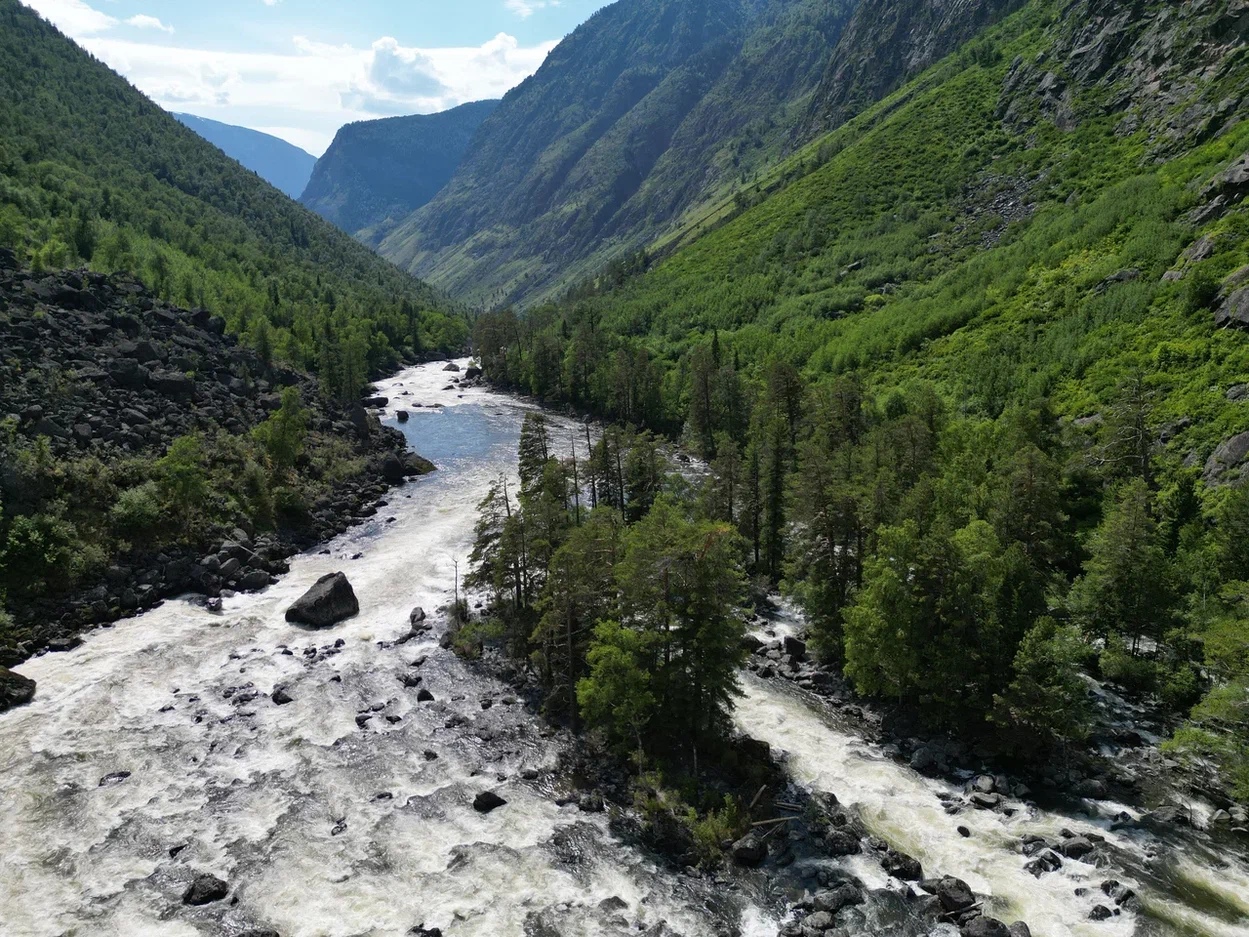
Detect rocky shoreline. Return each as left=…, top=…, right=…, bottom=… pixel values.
left=744, top=606, right=1249, bottom=845
left=448, top=622, right=1038, bottom=937
left=0, top=252, right=446, bottom=672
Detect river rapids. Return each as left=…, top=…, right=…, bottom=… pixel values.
left=0, top=360, right=1245, bottom=937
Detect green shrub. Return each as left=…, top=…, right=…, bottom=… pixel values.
left=1099, top=640, right=1159, bottom=695
left=1161, top=664, right=1204, bottom=713
left=109, top=481, right=162, bottom=535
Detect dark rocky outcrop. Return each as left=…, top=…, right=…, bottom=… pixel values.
left=0, top=667, right=36, bottom=712
left=1203, top=431, right=1249, bottom=485
left=285, top=573, right=360, bottom=627
left=0, top=260, right=438, bottom=663
left=473, top=790, right=507, bottom=813
left=182, top=873, right=229, bottom=906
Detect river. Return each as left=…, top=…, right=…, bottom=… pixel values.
left=0, top=360, right=1245, bottom=937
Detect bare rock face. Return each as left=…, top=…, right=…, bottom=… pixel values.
left=1204, top=431, right=1249, bottom=485
left=0, top=666, right=36, bottom=712
left=285, top=572, right=360, bottom=627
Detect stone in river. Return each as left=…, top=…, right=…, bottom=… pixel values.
left=473, top=790, right=507, bottom=813
left=182, top=873, right=228, bottom=905
left=0, top=666, right=36, bottom=712
left=285, top=572, right=359, bottom=627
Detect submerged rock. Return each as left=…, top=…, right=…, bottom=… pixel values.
left=0, top=667, right=36, bottom=712
left=285, top=573, right=359, bottom=627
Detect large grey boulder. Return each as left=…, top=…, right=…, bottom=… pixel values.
left=0, top=666, right=36, bottom=712
left=285, top=573, right=359, bottom=627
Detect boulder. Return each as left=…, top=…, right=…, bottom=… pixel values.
left=473, top=790, right=507, bottom=813
left=783, top=635, right=807, bottom=660
left=1203, top=431, right=1249, bottom=483
left=1008, top=924, right=1031, bottom=937
left=937, top=876, right=976, bottom=912
left=182, top=873, right=228, bottom=906
left=824, top=828, right=861, bottom=856
left=271, top=686, right=294, bottom=706
left=382, top=452, right=407, bottom=483
left=1059, top=836, right=1096, bottom=860
left=882, top=850, right=923, bottom=881
left=285, top=572, right=359, bottom=627
left=397, top=410, right=410, bottom=423
left=962, top=918, right=1010, bottom=937
left=813, top=883, right=863, bottom=914
left=731, top=833, right=767, bottom=867
left=442, top=362, right=461, bottom=372
left=464, top=366, right=483, bottom=380
left=0, top=667, right=36, bottom=712
left=409, top=607, right=427, bottom=625
left=801, top=911, right=835, bottom=931
left=1089, top=906, right=1113, bottom=921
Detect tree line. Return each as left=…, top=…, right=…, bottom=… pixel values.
left=469, top=316, right=1249, bottom=799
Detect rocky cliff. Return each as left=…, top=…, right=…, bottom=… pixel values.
left=300, top=100, right=499, bottom=240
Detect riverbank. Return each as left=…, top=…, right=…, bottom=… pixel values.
left=0, top=259, right=458, bottom=670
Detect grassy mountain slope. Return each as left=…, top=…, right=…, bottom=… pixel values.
left=379, top=0, right=860, bottom=308
left=0, top=0, right=465, bottom=397
left=300, top=99, right=499, bottom=240
left=174, top=113, right=317, bottom=200
left=538, top=0, right=1249, bottom=463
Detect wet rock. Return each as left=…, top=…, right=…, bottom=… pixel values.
left=970, top=792, right=1002, bottom=810
left=285, top=572, right=359, bottom=627
left=238, top=931, right=281, bottom=937
left=731, top=833, right=767, bottom=867
left=1059, top=836, right=1096, bottom=860
left=881, top=850, right=923, bottom=881
left=417, top=688, right=434, bottom=702
left=442, top=362, right=461, bottom=372
left=783, top=635, right=807, bottom=661
left=1089, top=905, right=1113, bottom=921
left=824, top=828, right=861, bottom=856
left=397, top=410, right=409, bottom=423
left=409, top=607, right=426, bottom=626
left=957, top=826, right=971, bottom=838
left=182, top=873, right=228, bottom=905
left=271, top=686, right=294, bottom=706
left=464, top=366, right=482, bottom=380
left=409, top=927, right=443, bottom=937
left=98, top=771, right=131, bottom=786
left=473, top=790, right=507, bottom=813
left=937, top=876, right=976, bottom=912
left=1024, top=850, right=1063, bottom=877
left=1008, top=924, right=1031, bottom=937
left=801, top=910, right=835, bottom=931
left=813, top=883, right=864, bottom=914
left=962, top=918, right=1010, bottom=937
left=0, top=666, right=36, bottom=712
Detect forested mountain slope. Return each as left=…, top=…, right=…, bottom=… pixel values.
left=0, top=0, right=466, bottom=402
left=380, top=0, right=861, bottom=307
left=174, top=113, right=317, bottom=200
left=300, top=100, right=498, bottom=241
left=472, top=0, right=1249, bottom=795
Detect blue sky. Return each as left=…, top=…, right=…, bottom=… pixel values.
left=23, top=0, right=615, bottom=155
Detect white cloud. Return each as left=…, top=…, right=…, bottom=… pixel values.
left=126, top=14, right=174, bottom=34
left=504, top=0, right=560, bottom=19
left=22, top=0, right=116, bottom=35
left=78, top=32, right=556, bottom=155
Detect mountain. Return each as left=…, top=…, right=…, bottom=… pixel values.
left=796, top=0, right=1024, bottom=142
left=379, top=0, right=864, bottom=307
left=174, top=113, right=318, bottom=199
left=0, top=0, right=465, bottom=403
left=300, top=100, right=499, bottom=240
left=472, top=0, right=1249, bottom=796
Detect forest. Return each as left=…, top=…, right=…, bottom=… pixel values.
left=0, top=0, right=467, bottom=407
left=463, top=0, right=1249, bottom=802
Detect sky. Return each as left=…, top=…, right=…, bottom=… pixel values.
left=21, top=0, right=615, bottom=156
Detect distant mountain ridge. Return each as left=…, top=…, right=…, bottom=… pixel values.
left=300, top=100, right=499, bottom=240
left=377, top=0, right=861, bottom=308
left=174, top=113, right=317, bottom=200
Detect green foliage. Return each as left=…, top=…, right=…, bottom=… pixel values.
left=993, top=618, right=1092, bottom=747
left=156, top=434, right=209, bottom=517
left=253, top=387, right=309, bottom=472
left=578, top=619, right=657, bottom=762
left=0, top=0, right=465, bottom=403
left=109, top=481, right=162, bottom=536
